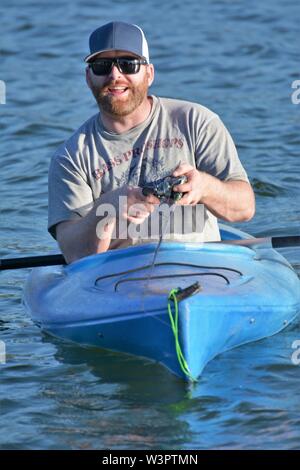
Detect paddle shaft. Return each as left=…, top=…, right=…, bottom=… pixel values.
left=0, top=235, right=299, bottom=270
left=0, top=254, right=66, bottom=270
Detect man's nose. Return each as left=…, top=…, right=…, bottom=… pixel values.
left=107, top=64, right=122, bottom=80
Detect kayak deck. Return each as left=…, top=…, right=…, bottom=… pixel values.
left=23, top=225, right=300, bottom=380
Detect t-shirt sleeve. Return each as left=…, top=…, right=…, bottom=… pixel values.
left=48, top=153, right=94, bottom=239
left=195, top=116, right=249, bottom=182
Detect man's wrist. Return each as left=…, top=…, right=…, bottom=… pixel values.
left=198, top=171, right=214, bottom=203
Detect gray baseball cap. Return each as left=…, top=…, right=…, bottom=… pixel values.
left=84, top=22, right=150, bottom=63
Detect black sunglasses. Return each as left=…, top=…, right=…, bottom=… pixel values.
left=88, top=57, right=148, bottom=76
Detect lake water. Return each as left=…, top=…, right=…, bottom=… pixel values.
left=1, top=0, right=300, bottom=450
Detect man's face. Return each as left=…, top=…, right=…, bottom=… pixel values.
left=86, top=50, right=154, bottom=117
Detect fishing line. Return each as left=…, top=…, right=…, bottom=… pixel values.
left=142, top=161, right=184, bottom=300
left=140, top=200, right=177, bottom=327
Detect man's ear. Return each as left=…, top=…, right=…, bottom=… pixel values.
left=86, top=66, right=92, bottom=89
left=147, top=64, right=155, bottom=87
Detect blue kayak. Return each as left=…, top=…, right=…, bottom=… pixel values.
left=24, top=225, right=300, bottom=381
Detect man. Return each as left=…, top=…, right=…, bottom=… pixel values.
left=48, top=21, right=255, bottom=263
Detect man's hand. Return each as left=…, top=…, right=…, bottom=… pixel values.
left=120, top=186, right=160, bottom=224
left=172, top=163, right=206, bottom=205
left=102, top=185, right=160, bottom=225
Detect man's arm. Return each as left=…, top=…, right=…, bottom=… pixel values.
left=173, top=163, right=255, bottom=222
left=56, top=207, right=115, bottom=264
left=56, top=187, right=159, bottom=263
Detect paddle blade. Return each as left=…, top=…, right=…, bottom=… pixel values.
left=271, top=236, right=300, bottom=249
left=221, top=235, right=300, bottom=249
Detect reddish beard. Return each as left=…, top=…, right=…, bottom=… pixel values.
left=90, top=74, right=149, bottom=117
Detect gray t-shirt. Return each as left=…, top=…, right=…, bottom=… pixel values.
left=48, top=96, right=249, bottom=246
